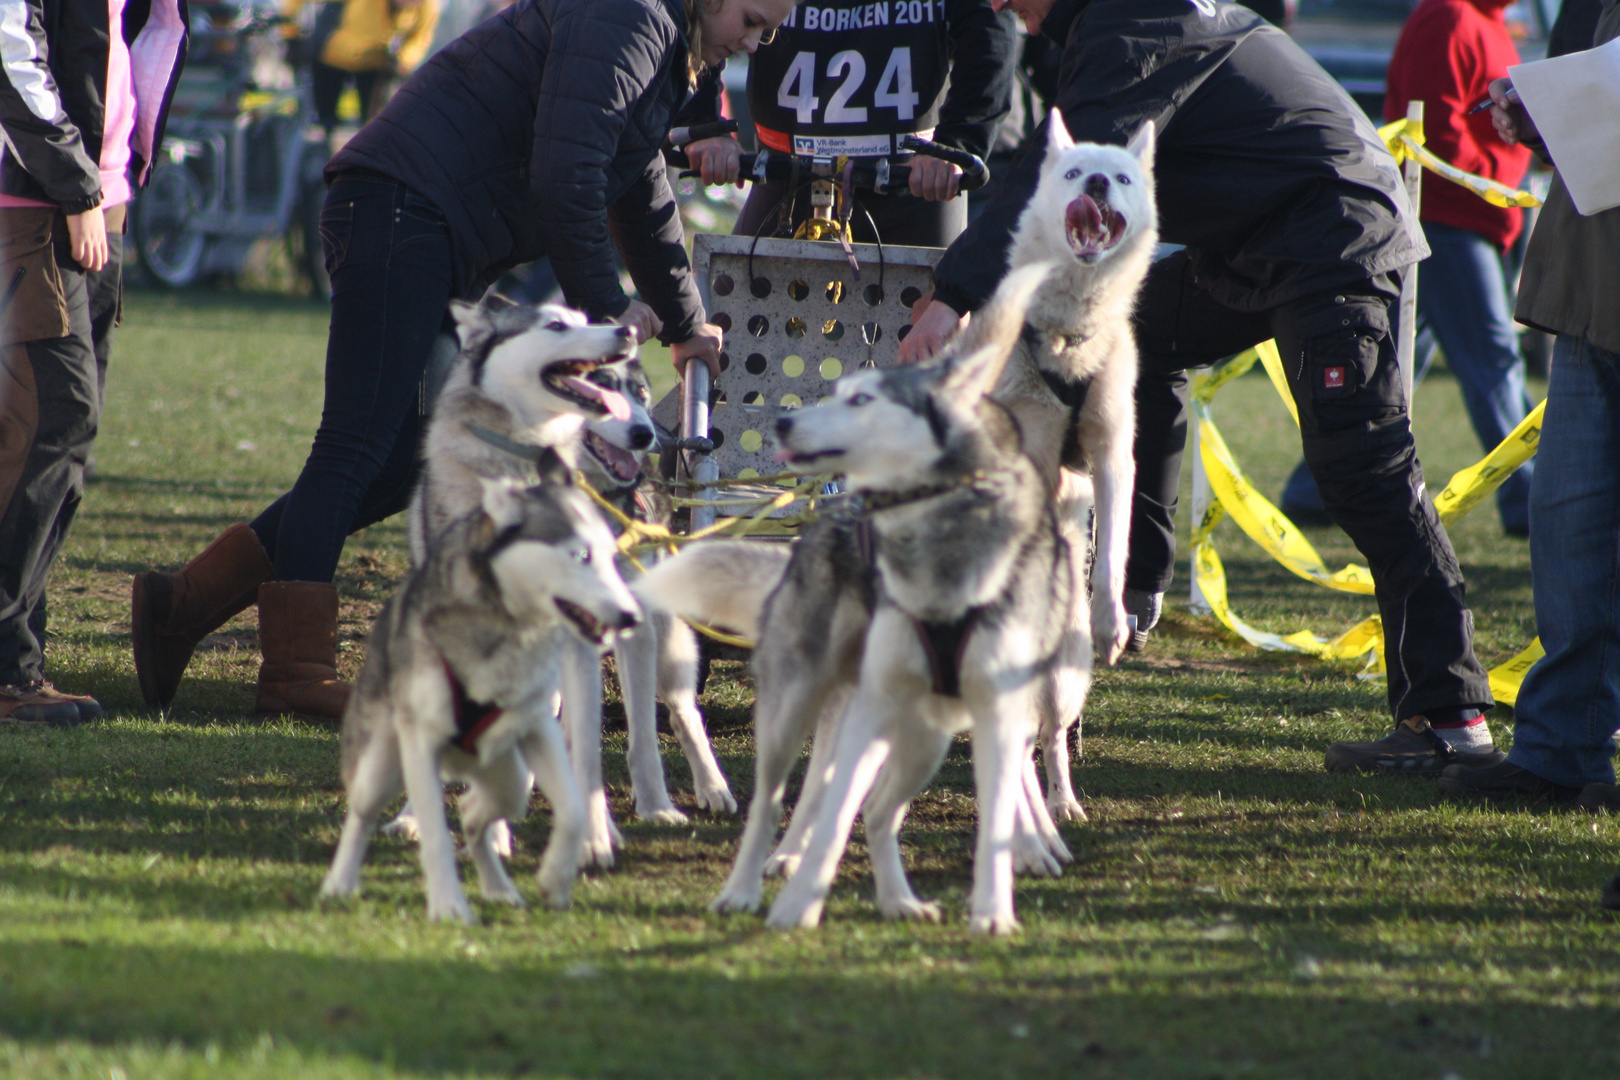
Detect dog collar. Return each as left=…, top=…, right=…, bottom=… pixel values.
left=860, top=470, right=991, bottom=513
left=466, top=423, right=548, bottom=466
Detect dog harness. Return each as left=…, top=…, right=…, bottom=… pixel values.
left=444, top=661, right=504, bottom=754
left=465, top=424, right=548, bottom=473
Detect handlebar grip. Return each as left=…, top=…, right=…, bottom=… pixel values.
left=899, top=135, right=991, bottom=192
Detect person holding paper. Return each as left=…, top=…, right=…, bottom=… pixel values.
left=1437, top=0, right=1620, bottom=851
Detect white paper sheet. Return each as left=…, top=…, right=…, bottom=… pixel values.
left=1508, top=35, right=1620, bottom=216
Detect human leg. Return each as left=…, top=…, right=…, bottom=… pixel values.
left=1450, top=337, right=1620, bottom=792
left=0, top=210, right=121, bottom=722
left=1415, top=221, right=1534, bottom=534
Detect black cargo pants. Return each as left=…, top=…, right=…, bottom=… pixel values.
left=1126, top=251, right=1493, bottom=722
left=0, top=206, right=123, bottom=685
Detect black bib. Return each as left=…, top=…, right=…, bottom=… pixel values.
left=748, top=1, right=951, bottom=156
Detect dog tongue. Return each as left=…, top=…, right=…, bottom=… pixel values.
left=561, top=376, right=632, bottom=421
left=1066, top=195, right=1104, bottom=241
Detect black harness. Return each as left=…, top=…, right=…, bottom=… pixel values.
left=445, top=661, right=503, bottom=754
left=857, top=474, right=997, bottom=700
left=1020, top=325, right=1094, bottom=472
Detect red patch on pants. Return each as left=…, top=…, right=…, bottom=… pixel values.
left=1323, top=366, right=1346, bottom=390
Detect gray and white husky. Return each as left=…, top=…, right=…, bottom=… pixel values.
left=571, top=370, right=738, bottom=824
left=641, top=263, right=1082, bottom=934
left=989, top=112, right=1158, bottom=824
left=320, top=467, right=641, bottom=922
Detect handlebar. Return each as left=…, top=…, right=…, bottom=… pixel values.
left=664, top=134, right=989, bottom=195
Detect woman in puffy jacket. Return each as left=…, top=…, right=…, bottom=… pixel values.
left=131, top=0, right=795, bottom=721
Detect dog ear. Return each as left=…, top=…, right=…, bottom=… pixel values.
left=1125, top=119, right=1157, bottom=173
left=940, top=261, right=1056, bottom=400
left=1045, top=108, right=1075, bottom=159
left=449, top=300, right=491, bottom=348
left=479, top=476, right=527, bottom=530
left=533, top=446, right=575, bottom=488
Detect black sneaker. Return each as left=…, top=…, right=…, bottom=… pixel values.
left=1123, top=588, right=1161, bottom=654
left=1602, top=873, right=1620, bottom=912
left=1577, top=783, right=1620, bottom=812
left=1437, top=759, right=1581, bottom=801
left=1323, top=716, right=1504, bottom=777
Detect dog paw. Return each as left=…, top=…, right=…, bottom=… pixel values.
left=763, top=852, right=802, bottom=879
left=426, top=893, right=477, bottom=925
left=967, top=911, right=1022, bottom=936
left=318, top=872, right=359, bottom=899
left=580, top=835, right=617, bottom=870
left=379, top=814, right=421, bottom=842
left=1047, top=797, right=1088, bottom=825
left=1093, top=605, right=1130, bottom=666
left=635, top=804, right=690, bottom=826
left=489, top=819, right=513, bottom=858
left=764, top=891, right=824, bottom=931
left=693, top=782, right=738, bottom=816
left=481, top=880, right=527, bottom=908
left=1013, top=839, right=1063, bottom=878
left=711, top=883, right=763, bottom=914
left=879, top=896, right=941, bottom=923
left=537, top=871, right=576, bottom=910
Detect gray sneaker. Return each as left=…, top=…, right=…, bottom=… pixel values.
left=1323, top=716, right=1504, bottom=777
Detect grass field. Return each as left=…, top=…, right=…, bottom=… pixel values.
left=2, top=286, right=1616, bottom=1080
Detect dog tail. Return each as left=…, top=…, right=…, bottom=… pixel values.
left=943, top=260, right=1057, bottom=398
left=633, top=540, right=791, bottom=640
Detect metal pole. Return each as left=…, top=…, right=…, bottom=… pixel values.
left=1397, top=99, right=1424, bottom=407
left=681, top=363, right=719, bottom=532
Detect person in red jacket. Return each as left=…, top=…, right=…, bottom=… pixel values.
left=1282, top=0, right=1536, bottom=538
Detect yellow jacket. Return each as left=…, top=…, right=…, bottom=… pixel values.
left=315, top=0, right=441, bottom=75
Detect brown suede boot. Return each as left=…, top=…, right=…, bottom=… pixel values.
left=254, top=581, right=352, bottom=722
left=132, top=524, right=275, bottom=708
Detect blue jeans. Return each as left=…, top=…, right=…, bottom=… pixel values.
left=249, top=172, right=457, bottom=583
left=1282, top=220, right=1535, bottom=532
left=1507, top=336, right=1620, bottom=788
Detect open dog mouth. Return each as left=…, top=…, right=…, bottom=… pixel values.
left=554, top=598, right=610, bottom=645
left=585, top=430, right=643, bottom=484
left=1065, top=195, right=1127, bottom=263
left=542, top=360, right=633, bottom=420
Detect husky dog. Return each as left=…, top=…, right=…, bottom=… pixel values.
left=320, top=466, right=641, bottom=922
left=401, top=297, right=643, bottom=868
left=406, top=299, right=637, bottom=563
left=641, top=264, right=1077, bottom=933
left=572, top=371, right=738, bottom=824
left=990, top=112, right=1159, bottom=824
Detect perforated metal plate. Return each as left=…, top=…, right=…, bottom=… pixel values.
left=653, top=233, right=943, bottom=479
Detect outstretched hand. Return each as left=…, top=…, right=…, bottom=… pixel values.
left=897, top=295, right=967, bottom=365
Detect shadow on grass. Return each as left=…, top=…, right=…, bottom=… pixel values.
left=1, top=937, right=1614, bottom=1078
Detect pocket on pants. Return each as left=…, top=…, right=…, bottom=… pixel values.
left=0, top=209, right=70, bottom=347
left=319, top=197, right=357, bottom=280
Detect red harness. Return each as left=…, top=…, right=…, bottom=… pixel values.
left=444, top=661, right=504, bottom=754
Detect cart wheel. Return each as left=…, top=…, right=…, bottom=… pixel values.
left=134, top=163, right=207, bottom=287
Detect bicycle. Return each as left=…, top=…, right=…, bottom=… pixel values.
left=133, top=6, right=331, bottom=297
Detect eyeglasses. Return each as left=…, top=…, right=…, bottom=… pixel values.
left=759, top=27, right=777, bottom=45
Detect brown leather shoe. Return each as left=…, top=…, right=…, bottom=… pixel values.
left=254, top=581, right=351, bottom=723
left=132, top=524, right=273, bottom=708
left=0, top=680, right=88, bottom=726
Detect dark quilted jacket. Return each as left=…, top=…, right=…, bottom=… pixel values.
left=329, top=0, right=710, bottom=343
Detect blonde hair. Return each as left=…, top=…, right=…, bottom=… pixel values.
left=685, top=0, right=710, bottom=82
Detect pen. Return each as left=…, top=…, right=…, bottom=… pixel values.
left=1467, top=86, right=1519, bottom=115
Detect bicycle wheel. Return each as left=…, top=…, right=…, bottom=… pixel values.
left=134, top=163, right=207, bottom=287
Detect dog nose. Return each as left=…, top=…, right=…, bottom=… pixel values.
left=775, top=416, right=794, bottom=438
left=628, top=424, right=654, bottom=450
left=616, top=609, right=641, bottom=631
left=1084, top=174, right=1110, bottom=200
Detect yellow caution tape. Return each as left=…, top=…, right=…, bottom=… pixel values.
left=1379, top=118, right=1542, bottom=209
left=1191, top=339, right=1544, bottom=704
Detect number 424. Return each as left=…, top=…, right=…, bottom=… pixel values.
left=777, top=48, right=921, bottom=125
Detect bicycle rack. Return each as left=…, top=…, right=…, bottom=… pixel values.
left=652, top=232, right=944, bottom=530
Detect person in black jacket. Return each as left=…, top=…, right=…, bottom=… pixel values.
left=1, top=0, right=188, bottom=724
left=685, top=0, right=1017, bottom=247
left=900, top=0, right=1501, bottom=776
left=130, top=0, right=797, bottom=722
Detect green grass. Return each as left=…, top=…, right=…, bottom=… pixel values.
left=2, top=287, right=1616, bottom=1079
